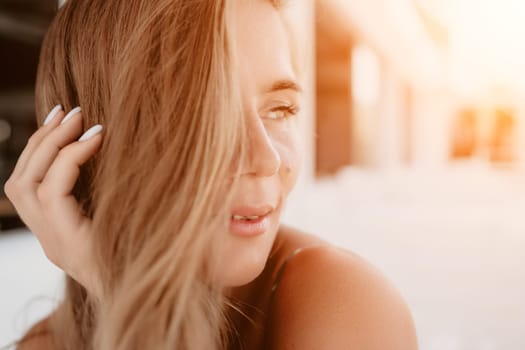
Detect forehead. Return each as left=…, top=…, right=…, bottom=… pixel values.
left=232, top=0, right=295, bottom=88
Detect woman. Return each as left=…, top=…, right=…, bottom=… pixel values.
left=4, top=0, right=418, bottom=349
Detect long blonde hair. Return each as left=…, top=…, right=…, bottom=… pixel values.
left=33, top=0, right=253, bottom=348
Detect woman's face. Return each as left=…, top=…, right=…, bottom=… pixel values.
left=219, top=0, right=303, bottom=287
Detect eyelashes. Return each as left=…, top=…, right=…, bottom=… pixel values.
left=265, top=104, right=301, bottom=120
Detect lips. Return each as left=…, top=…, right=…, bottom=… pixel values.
left=229, top=204, right=275, bottom=237
left=230, top=204, right=274, bottom=218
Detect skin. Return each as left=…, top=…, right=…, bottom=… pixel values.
left=6, top=1, right=419, bottom=349
left=218, top=0, right=303, bottom=287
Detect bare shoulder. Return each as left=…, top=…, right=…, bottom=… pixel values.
left=16, top=314, right=56, bottom=350
left=267, top=239, right=418, bottom=350
left=275, top=224, right=326, bottom=250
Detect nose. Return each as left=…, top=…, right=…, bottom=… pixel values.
left=241, top=115, right=281, bottom=177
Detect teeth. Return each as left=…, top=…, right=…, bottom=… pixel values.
left=232, top=215, right=260, bottom=221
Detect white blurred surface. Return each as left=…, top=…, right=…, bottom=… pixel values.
left=0, top=228, right=63, bottom=347
left=283, top=164, right=525, bottom=350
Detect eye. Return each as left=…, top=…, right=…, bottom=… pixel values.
left=265, top=104, right=300, bottom=120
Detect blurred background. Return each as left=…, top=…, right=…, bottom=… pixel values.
left=1, top=0, right=525, bottom=349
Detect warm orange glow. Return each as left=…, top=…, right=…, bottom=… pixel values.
left=448, top=0, right=525, bottom=97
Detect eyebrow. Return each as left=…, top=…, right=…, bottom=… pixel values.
left=266, top=79, right=303, bottom=94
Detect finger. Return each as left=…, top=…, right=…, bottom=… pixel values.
left=41, top=126, right=103, bottom=197
left=10, top=105, right=65, bottom=179
left=21, top=108, right=84, bottom=186
left=38, top=126, right=103, bottom=231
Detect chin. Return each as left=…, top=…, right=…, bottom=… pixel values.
left=221, top=259, right=267, bottom=287
left=219, top=227, right=279, bottom=287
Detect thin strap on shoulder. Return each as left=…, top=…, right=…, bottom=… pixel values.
left=270, top=245, right=319, bottom=294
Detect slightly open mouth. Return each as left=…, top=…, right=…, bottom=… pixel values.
left=229, top=212, right=271, bottom=236
left=230, top=214, right=266, bottom=222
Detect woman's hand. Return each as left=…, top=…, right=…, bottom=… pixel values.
left=3, top=105, right=104, bottom=301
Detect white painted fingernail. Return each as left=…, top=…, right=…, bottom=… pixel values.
left=60, top=106, right=82, bottom=125
left=43, top=104, right=62, bottom=125
left=78, top=124, right=103, bottom=142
